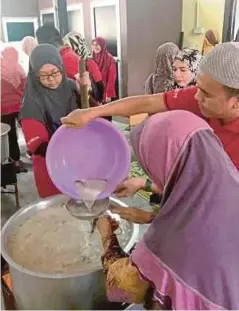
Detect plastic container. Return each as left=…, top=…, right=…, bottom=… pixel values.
left=46, top=118, right=130, bottom=200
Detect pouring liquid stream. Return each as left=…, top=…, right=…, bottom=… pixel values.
left=75, top=180, right=107, bottom=212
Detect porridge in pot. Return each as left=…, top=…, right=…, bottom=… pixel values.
left=7, top=205, right=132, bottom=274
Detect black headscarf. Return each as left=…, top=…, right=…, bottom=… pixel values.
left=19, top=44, right=78, bottom=136
left=36, top=25, right=64, bottom=48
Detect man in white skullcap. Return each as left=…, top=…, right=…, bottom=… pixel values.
left=62, top=43, right=239, bottom=172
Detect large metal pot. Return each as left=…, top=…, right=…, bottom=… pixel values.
left=1, top=123, right=11, bottom=163
left=2, top=195, right=139, bottom=310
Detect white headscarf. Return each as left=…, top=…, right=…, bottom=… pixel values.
left=199, top=42, right=239, bottom=88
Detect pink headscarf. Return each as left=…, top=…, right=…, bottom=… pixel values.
left=22, top=36, right=38, bottom=56
left=1, top=46, right=26, bottom=89
left=130, top=110, right=211, bottom=190
left=130, top=110, right=239, bottom=309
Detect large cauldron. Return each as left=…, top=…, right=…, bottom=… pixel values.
left=2, top=195, right=139, bottom=310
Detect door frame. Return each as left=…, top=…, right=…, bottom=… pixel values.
left=67, top=3, right=85, bottom=37
left=2, top=17, right=39, bottom=42
left=39, top=8, right=55, bottom=26
left=90, top=0, right=122, bottom=98
left=40, top=3, right=85, bottom=37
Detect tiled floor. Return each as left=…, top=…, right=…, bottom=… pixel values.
left=1, top=120, right=152, bottom=239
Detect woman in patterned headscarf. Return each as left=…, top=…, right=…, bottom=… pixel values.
left=64, top=32, right=104, bottom=103
left=145, top=42, right=179, bottom=94
left=170, top=48, right=202, bottom=90
left=64, top=32, right=92, bottom=60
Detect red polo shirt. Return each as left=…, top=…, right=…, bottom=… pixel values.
left=164, top=87, right=239, bottom=170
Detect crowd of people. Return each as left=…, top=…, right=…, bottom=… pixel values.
left=1, top=23, right=239, bottom=310
left=1, top=25, right=117, bottom=194
left=61, top=41, right=239, bottom=309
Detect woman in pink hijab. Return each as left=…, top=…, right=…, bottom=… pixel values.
left=22, top=36, right=38, bottom=56
left=95, top=110, right=239, bottom=309
left=1, top=46, right=27, bottom=172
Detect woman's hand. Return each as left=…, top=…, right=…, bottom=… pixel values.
left=75, top=72, right=92, bottom=91
left=61, top=108, right=96, bottom=128
left=110, top=206, right=155, bottom=224
left=115, top=178, right=146, bottom=198
left=96, top=216, right=119, bottom=241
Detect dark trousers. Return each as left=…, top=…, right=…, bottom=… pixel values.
left=1, top=112, right=20, bottom=162
left=102, top=98, right=116, bottom=122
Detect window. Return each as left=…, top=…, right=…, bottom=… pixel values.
left=2, top=17, right=38, bottom=42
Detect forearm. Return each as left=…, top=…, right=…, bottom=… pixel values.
left=101, top=234, right=149, bottom=304
left=88, top=93, right=166, bottom=118
left=100, top=233, right=127, bottom=274
left=143, top=178, right=161, bottom=193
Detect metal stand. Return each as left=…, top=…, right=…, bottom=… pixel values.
left=1, top=160, right=20, bottom=209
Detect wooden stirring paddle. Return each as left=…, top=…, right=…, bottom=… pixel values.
left=79, top=59, right=89, bottom=109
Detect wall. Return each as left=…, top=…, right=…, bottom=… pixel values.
left=38, top=0, right=53, bottom=10
left=38, top=0, right=92, bottom=43
left=126, top=0, right=183, bottom=95
left=235, top=0, right=239, bottom=38
left=182, top=0, right=225, bottom=50
left=0, top=0, right=39, bottom=40
left=1, top=0, right=39, bottom=17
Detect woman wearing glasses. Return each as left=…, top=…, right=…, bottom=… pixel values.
left=19, top=44, right=90, bottom=198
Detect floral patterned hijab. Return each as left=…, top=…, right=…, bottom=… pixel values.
left=169, top=48, right=202, bottom=90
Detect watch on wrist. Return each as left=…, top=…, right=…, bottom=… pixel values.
left=144, top=178, right=152, bottom=192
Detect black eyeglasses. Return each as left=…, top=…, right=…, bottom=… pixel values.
left=38, top=69, right=62, bottom=81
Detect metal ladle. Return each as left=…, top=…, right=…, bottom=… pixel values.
left=64, top=197, right=110, bottom=221
left=64, top=197, right=110, bottom=234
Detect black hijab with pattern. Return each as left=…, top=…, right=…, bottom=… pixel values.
left=19, top=44, right=78, bottom=136
left=64, top=32, right=92, bottom=60
left=169, top=48, right=202, bottom=90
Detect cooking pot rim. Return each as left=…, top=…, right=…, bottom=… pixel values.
left=2, top=195, right=139, bottom=279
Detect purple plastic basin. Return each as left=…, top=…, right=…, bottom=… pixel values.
left=46, top=118, right=131, bottom=200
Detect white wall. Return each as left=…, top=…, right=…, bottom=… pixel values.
left=0, top=0, right=39, bottom=41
